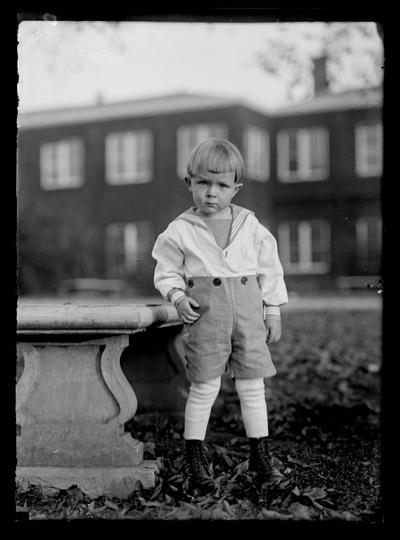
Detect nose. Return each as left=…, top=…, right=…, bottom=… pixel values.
left=206, top=184, right=217, bottom=197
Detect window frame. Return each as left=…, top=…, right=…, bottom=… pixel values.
left=105, top=130, right=153, bottom=185
left=277, top=127, right=329, bottom=182
left=40, top=138, right=84, bottom=190
left=355, top=122, right=383, bottom=178
left=355, top=216, right=382, bottom=272
left=278, top=219, right=331, bottom=274
left=243, top=125, right=270, bottom=182
left=105, top=221, right=154, bottom=278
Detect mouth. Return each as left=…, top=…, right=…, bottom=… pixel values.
left=205, top=202, right=218, bottom=207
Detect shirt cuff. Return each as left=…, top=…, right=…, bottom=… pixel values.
left=170, top=290, right=187, bottom=307
left=263, top=305, right=281, bottom=320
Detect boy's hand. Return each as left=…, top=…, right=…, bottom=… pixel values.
left=265, top=318, right=281, bottom=344
left=176, top=296, right=200, bottom=324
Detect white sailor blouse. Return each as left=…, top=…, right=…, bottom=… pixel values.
left=152, top=204, right=288, bottom=310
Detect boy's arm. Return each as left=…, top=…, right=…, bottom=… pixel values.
left=152, top=227, right=187, bottom=301
left=256, top=222, right=289, bottom=318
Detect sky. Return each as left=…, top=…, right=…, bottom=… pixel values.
left=17, top=21, right=382, bottom=114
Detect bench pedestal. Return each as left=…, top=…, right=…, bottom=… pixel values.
left=16, top=465, right=158, bottom=498
left=16, top=334, right=158, bottom=497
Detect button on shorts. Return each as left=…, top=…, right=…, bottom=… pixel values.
left=182, top=275, right=276, bottom=382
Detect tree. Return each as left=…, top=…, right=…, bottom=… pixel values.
left=257, top=22, right=383, bottom=101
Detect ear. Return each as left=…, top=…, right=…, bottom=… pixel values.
left=184, top=176, right=192, bottom=192
left=233, top=183, right=243, bottom=196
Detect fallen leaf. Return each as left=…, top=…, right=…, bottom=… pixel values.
left=214, top=445, right=234, bottom=467
left=319, top=498, right=336, bottom=509
left=150, top=479, right=163, bottom=500
left=303, top=486, right=327, bottom=500
left=172, top=509, right=192, bottom=520
left=279, top=479, right=291, bottom=489
left=292, top=486, right=301, bottom=497
left=271, top=456, right=283, bottom=469
left=119, top=505, right=129, bottom=516
left=290, top=502, right=313, bottom=520
left=270, top=467, right=285, bottom=484
left=212, top=507, right=231, bottom=520
left=93, top=505, right=107, bottom=513
left=232, top=460, right=248, bottom=477
left=163, top=507, right=178, bottom=518
left=259, top=509, right=291, bottom=520
left=198, top=496, right=213, bottom=507
left=104, top=499, right=120, bottom=511
left=142, top=501, right=163, bottom=507
left=304, top=496, right=324, bottom=512
left=223, top=500, right=235, bottom=517
left=287, top=455, right=311, bottom=468
left=341, top=510, right=359, bottom=521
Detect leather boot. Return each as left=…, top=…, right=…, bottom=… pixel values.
left=248, top=436, right=274, bottom=483
left=182, top=439, right=215, bottom=492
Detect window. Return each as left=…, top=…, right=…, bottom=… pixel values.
left=278, top=220, right=331, bottom=273
left=105, top=221, right=153, bottom=278
left=106, top=130, right=153, bottom=184
left=40, top=138, right=84, bottom=189
left=356, top=216, right=382, bottom=273
left=243, top=126, right=270, bottom=181
left=177, top=123, right=228, bottom=177
left=355, top=123, right=382, bottom=177
left=277, top=127, right=329, bottom=182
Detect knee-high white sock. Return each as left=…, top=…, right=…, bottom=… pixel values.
left=184, top=377, right=221, bottom=440
left=235, top=378, right=269, bottom=438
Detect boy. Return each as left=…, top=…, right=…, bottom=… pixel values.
left=152, top=138, right=288, bottom=492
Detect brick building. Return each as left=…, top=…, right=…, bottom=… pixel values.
left=17, top=83, right=382, bottom=297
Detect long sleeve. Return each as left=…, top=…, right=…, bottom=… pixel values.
left=256, top=223, right=288, bottom=308
left=152, top=225, right=187, bottom=300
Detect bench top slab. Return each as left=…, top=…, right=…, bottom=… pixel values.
left=17, top=303, right=182, bottom=334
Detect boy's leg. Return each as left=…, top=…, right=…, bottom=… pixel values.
left=235, top=377, right=273, bottom=483
left=235, top=377, right=268, bottom=438
left=184, top=377, right=221, bottom=440
left=182, top=377, right=221, bottom=492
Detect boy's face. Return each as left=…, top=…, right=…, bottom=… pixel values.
left=185, top=171, right=242, bottom=217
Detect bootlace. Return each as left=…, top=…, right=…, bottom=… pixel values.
left=255, top=438, right=273, bottom=475
left=183, top=442, right=211, bottom=481
left=190, top=444, right=209, bottom=476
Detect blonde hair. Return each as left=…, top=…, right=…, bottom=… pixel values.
left=186, top=138, right=245, bottom=182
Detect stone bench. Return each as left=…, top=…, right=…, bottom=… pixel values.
left=16, top=302, right=186, bottom=498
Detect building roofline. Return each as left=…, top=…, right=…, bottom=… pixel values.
left=17, top=92, right=251, bottom=130
left=269, top=86, right=382, bottom=117
left=17, top=87, right=382, bottom=130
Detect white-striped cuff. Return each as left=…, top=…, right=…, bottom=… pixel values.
left=263, top=305, right=281, bottom=320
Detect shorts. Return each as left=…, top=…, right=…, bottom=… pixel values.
left=182, top=275, right=276, bottom=382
